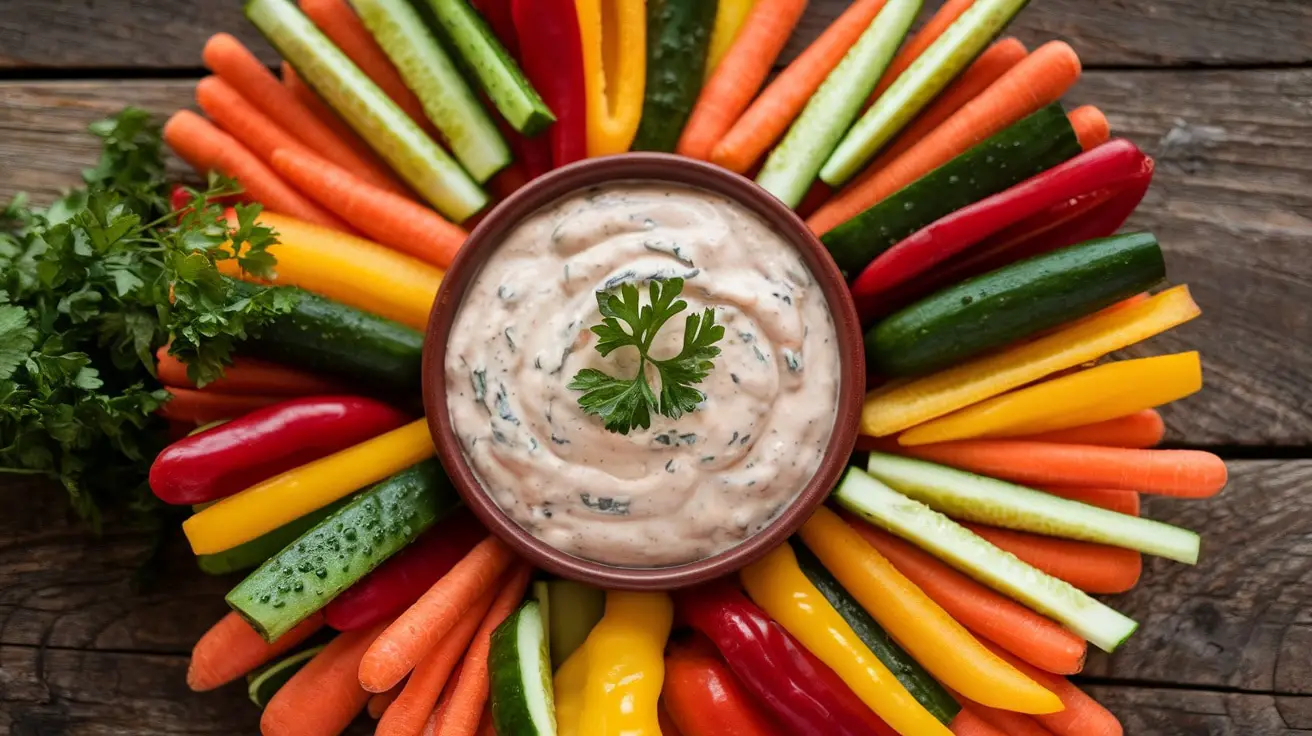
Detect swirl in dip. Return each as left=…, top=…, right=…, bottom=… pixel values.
left=445, top=183, right=840, bottom=567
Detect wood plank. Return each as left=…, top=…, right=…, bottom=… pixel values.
left=2, top=69, right=1308, bottom=444
left=1, top=0, right=1309, bottom=70
left=1082, top=686, right=1312, bottom=735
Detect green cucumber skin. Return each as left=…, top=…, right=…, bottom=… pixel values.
left=229, top=281, right=424, bottom=390
left=868, top=232, right=1166, bottom=376
left=352, top=0, right=511, bottom=182
left=226, top=460, right=459, bottom=642
left=821, top=103, right=1080, bottom=277
left=246, top=646, right=323, bottom=708
left=197, top=499, right=349, bottom=576
left=631, top=0, right=719, bottom=152
left=423, top=0, right=556, bottom=136
left=545, top=580, right=605, bottom=670
left=490, top=601, right=557, bottom=736
left=244, top=0, right=488, bottom=220
left=791, top=541, right=960, bottom=724
left=756, top=0, right=921, bottom=207
left=820, top=0, right=1032, bottom=185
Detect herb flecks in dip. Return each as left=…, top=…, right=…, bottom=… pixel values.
left=445, top=184, right=840, bottom=567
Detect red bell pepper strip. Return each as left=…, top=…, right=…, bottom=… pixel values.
left=851, top=139, right=1153, bottom=321
left=473, top=0, right=553, bottom=180
left=324, top=509, right=486, bottom=631
left=664, top=635, right=786, bottom=736
left=678, top=583, right=897, bottom=736
left=148, top=395, right=409, bottom=505
left=513, top=0, right=588, bottom=169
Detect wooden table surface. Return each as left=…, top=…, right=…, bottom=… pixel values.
left=1, top=1, right=1310, bottom=734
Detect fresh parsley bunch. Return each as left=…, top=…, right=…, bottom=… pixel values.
left=569, top=278, right=725, bottom=434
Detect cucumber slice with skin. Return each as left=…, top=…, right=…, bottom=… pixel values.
left=545, top=580, right=605, bottom=670
left=834, top=467, right=1138, bottom=652
left=243, top=0, right=488, bottom=220
left=226, top=460, right=460, bottom=641
left=821, top=0, right=1032, bottom=186
left=246, top=645, right=323, bottom=708
left=421, top=0, right=555, bottom=136
left=866, top=452, right=1201, bottom=564
left=757, top=0, right=921, bottom=207
left=351, top=0, right=511, bottom=182
left=630, top=0, right=719, bottom=152
left=196, top=498, right=350, bottom=576
left=490, top=600, right=557, bottom=736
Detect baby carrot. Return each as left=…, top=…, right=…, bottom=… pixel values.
left=1039, top=486, right=1141, bottom=517
left=964, top=524, right=1143, bottom=594
left=162, top=111, right=346, bottom=231
left=1017, top=410, right=1167, bottom=450
left=947, top=688, right=1057, bottom=736
left=158, top=387, right=285, bottom=425
left=281, top=63, right=370, bottom=153
left=868, top=0, right=977, bottom=103
left=195, top=76, right=318, bottom=168
left=711, top=0, right=894, bottom=174
left=202, top=32, right=407, bottom=196
left=261, top=619, right=391, bottom=736
left=899, top=440, right=1228, bottom=497
left=270, top=147, right=466, bottom=269
left=368, top=684, right=404, bottom=719
left=1069, top=105, right=1111, bottom=151
left=950, top=707, right=1010, bottom=736
left=676, top=0, right=808, bottom=160
left=844, top=519, right=1087, bottom=675
left=433, top=565, right=533, bottom=736
left=156, top=346, right=346, bottom=396
left=360, top=537, right=517, bottom=693
left=187, top=611, right=324, bottom=691
left=376, top=585, right=499, bottom=736
left=809, top=40, right=1082, bottom=236
left=983, top=643, right=1124, bottom=736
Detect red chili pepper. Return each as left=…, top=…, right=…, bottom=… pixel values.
left=512, top=0, right=588, bottom=169
left=851, top=139, right=1154, bottom=321
left=324, top=510, right=486, bottom=631
left=168, top=182, right=245, bottom=221
left=148, top=395, right=409, bottom=505
left=664, top=635, right=785, bottom=736
left=678, top=583, right=897, bottom=736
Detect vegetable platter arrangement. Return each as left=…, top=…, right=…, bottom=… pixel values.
left=0, top=0, right=1231, bottom=734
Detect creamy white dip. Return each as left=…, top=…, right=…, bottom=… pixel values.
left=445, top=184, right=839, bottom=566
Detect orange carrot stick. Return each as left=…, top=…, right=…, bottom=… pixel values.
left=281, top=62, right=385, bottom=165
left=162, top=110, right=347, bottom=230
left=270, top=147, right=466, bottom=269
left=896, top=440, right=1228, bottom=497
left=158, top=386, right=286, bottom=425
left=710, top=0, right=893, bottom=173
left=963, top=524, right=1143, bottom=594
left=156, top=346, right=347, bottom=396
left=186, top=611, right=324, bottom=692
left=298, top=0, right=441, bottom=140
left=195, top=76, right=317, bottom=166
left=868, top=0, right=977, bottom=104
left=808, top=40, right=1082, bottom=236
left=845, top=38, right=1027, bottom=181
left=368, top=684, right=404, bottom=719
left=376, top=585, right=499, bottom=736
left=845, top=519, right=1088, bottom=675
left=948, top=689, right=1057, bottom=736
left=951, top=706, right=1010, bottom=736
left=1015, top=410, right=1167, bottom=449
left=433, top=565, right=533, bottom=736
left=360, top=537, right=517, bottom=692
left=983, top=643, right=1124, bottom=736
left=1038, top=486, right=1141, bottom=517
left=1068, top=105, right=1110, bottom=151
left=676, top=0, right=809, bottom=160
left=261, top=620, right=392, bottom=736
left=202, top=32, right=407, bottom=196
left=423, top=679, right=458, bottom=736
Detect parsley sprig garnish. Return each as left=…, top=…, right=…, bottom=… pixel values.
left=568, top=278, right=724, bottom=434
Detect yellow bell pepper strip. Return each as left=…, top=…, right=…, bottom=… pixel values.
left=741, top=544, right=953, bottom=736
left=799, top=507, right=1063, bottom=715
left=898, top=352, right=1202, bottom=446
left=704, top=0, right=757, bottom=80
left=553, top=642, right=589, bottom=736
left=217, top=210, right=443, bottom=331
left=861, top=285, right=1201, bottom=437
left=182, top=419, right=434, bottom=554
left=578, top=590, right=673, bottom=735
left=575, top=0, right=647, bottom=156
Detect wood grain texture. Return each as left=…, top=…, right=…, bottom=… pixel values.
left=0, top=0, right=1309, bottom=70
left=1082, top=687, right=1312, bottom=735
left=2, top=70, right=1307, bottom=445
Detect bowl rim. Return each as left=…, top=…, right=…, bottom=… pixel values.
left=422, top=152, right=864, bottom=590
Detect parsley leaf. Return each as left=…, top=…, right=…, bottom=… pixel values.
left=568, top=278, right=724, bottom=434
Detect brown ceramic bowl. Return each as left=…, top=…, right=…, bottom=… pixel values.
left=422, top=153, right=863, bottom=590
